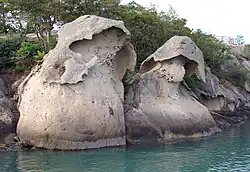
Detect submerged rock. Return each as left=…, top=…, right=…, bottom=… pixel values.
left=17, top=15, right=136, bottom=150
left=125, top=36, right=218, bottom=144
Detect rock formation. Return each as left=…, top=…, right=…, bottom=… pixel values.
left=195, top=68, right=250, bottom=112
left=228, top=45, right=250, bottom=93
left=0, top=77, right=19, bottom=143
left=124, top=36, right=218, bottom=144
left=16, top=16, right=248, bottom=150
left=193, top=45, right=250, bottom=129
left=17, top=15, right=136, bottom=150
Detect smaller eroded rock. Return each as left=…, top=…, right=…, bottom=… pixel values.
left=125, top=36, right=218, bottom=144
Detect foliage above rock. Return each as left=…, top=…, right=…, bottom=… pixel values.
left=1, top=0, right=249, bottom=92
left=117, top=3, right=192, bottom=69
left=1, top=0, right=231, bottom=71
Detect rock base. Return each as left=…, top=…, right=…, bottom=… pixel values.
left=21, top=137, right=126, bottom=150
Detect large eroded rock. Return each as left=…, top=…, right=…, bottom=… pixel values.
left=17, top=15, right=136, bottom=150
left=125, top=36, right=218, bottom=144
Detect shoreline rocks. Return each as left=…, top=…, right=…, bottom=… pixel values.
left=1, top=16, right=250, bottom=151
left=0, top=77, right=19, bottom=144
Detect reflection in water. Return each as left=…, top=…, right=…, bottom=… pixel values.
left=1, top=122, right=250, bottom=172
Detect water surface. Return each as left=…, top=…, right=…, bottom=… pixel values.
left=1, top=122, right=250, bottom=172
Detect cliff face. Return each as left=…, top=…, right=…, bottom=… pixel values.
left=192, top=45, right=250, bottom=129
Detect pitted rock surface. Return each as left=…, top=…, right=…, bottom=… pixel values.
left=17, top=15, right=136, bottom=150
left=125, top=36, right=218, bottom=144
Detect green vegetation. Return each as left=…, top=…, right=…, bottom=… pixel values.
left=16, top=42, right=41, bottom=58
left=15, top=42, right=44, bottom=71
left=183, top=76, right=202, bottom=90
left=0, top=0, right=249, bottom=90
left=0, top=35, right=21, bottom=69
left=216, top=65, right=250, bottom=89
left=235, top=35, right=245, bottom=45
left=117, top=4, right=192, bottom=68
left=244, top=44, right=250, bottom=55
left=190, top=30, right=231, bottom=70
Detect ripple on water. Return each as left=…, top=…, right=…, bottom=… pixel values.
left=1, top=122, right=250, bottom=172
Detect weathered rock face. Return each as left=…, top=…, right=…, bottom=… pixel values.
left=195, top=68, right=249, bottom=111
left=125, top=36, right=218, bottom=144
left=227, top=45, right=250, bottom=93
left=17, top=15, right=136, bottom=150
left=198, top=45, right=250, bottom=115
left=0, top=78, right=19, bottom=142
left=230, top=45, right=250, bottom=60
left=194, top=68, right=250, bottom=129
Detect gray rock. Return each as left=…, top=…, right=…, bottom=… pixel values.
left=11, top=76, right=26, bottom=101
left=140, top=36, right=206, bottom=82
left=230, top=45, right=250, bottom=60
left=4, top=133, right=16, bottom=145
left=201, top=44, right=250, bottom=114
left=17, top=15, right=136, bottom=150
left=0, top=78, right=19, bottom=142
left=0, top=78, right=7, bottom=97
left=220, top=46, right=250, bottom=94
left=125, top=36, right=218, bottom=144
left=220, top=54, right=240, bottom=73
left=245, top=80, right=250, bottom=92
left=194, top=68, right=250, bottom=118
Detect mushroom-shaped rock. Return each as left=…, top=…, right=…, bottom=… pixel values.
left=125, top=36, right=218, bottom=144
left=17, top=15, right=136, bottom=150
left=140, top=36, right=206, bottom=82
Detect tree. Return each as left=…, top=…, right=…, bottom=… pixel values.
left=59, top=0, right=121, bottom=22
left=190, top=29, right=230, bottom=70
left=0, top=0, right=14, bottom=34
left=9, top=0, right=121, bottom=52
left=9, top=0, right=62, bottom=52
left=117, top=2, right=192, bottom=69
left=235, top=35, right=245, bottom=45
left=0, top=0, right=235, bottom=76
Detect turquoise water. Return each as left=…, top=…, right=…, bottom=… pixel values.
left=1, top=122, right=250, bottom=172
